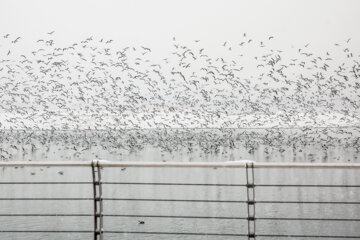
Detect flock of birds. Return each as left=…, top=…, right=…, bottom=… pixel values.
left=0, top=127, right=359, bottom=163
left=0, top=32, right=359, bottom=163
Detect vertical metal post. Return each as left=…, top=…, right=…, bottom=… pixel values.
left=246, top=162, right=256, bottom=240
left=92, top=160, right=104, bottom=240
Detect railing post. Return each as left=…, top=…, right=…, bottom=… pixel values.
left=92, top=160, right=104, bottom=240
left=245, top=162, right=256, bottom=240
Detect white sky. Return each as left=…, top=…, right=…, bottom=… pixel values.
left=1, top=0, right=360, bottom=50
left=1, top=0, right=360, bottom=126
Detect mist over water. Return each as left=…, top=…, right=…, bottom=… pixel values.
left=1, top=0, right=360, bottom=238
left=1, top=33, right=360, bottom=164
left=0, top=128, right=359, bottom=163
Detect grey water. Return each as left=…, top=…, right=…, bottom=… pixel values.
left=0, top=129, right=360, bottom=239
left=1, top=165, right=359, bottom=240
left=1, top=128, right=359, bottom=163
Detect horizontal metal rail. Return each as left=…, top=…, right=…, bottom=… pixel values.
left=0, top=197, right=358, bottom=204
left=102, top=182, right=248, bottom=186
left=1, top=214, right=359, bottom=222
left=0, top=230, right=93, bottom=233
left=0, top=198, right=93, bottom=200
left=102, top=182, right=360, bottom=188
left=1, top=230, right=358, bottom=238
left=97, top=198, right=360, bottom=204
left=100, top=231, right=360, bottom=238
left=0, top=182, right=92, bottom=184
left=103, top=231, right=248, bottom=236
left=0, top=214, right=93, bottom=217
left=1, top=161, right=360, bottom=168
left=1, top=181, right=360, bottom=188
left=0, top=160, right=359, bottom=239
left=255, top=234, right=360, bottom=238
left=100, top=214, right=360, bottom=222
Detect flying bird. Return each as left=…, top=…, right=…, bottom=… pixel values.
left=12, top=37, right=21, bottom=43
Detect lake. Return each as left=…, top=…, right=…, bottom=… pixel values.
left=0, top=128, right=359, bottom=239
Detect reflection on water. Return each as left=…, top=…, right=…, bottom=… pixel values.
left=0, top=128, right=359, bottom=163
left=0, top=165, right=359, bottom=239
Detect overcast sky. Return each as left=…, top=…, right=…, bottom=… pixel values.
left=1, top=0, right=360, bottom=50
left=1, top=0, right=360, bottom=126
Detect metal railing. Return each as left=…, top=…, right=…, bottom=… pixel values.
left=0, top=160, right=360, bottom=239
